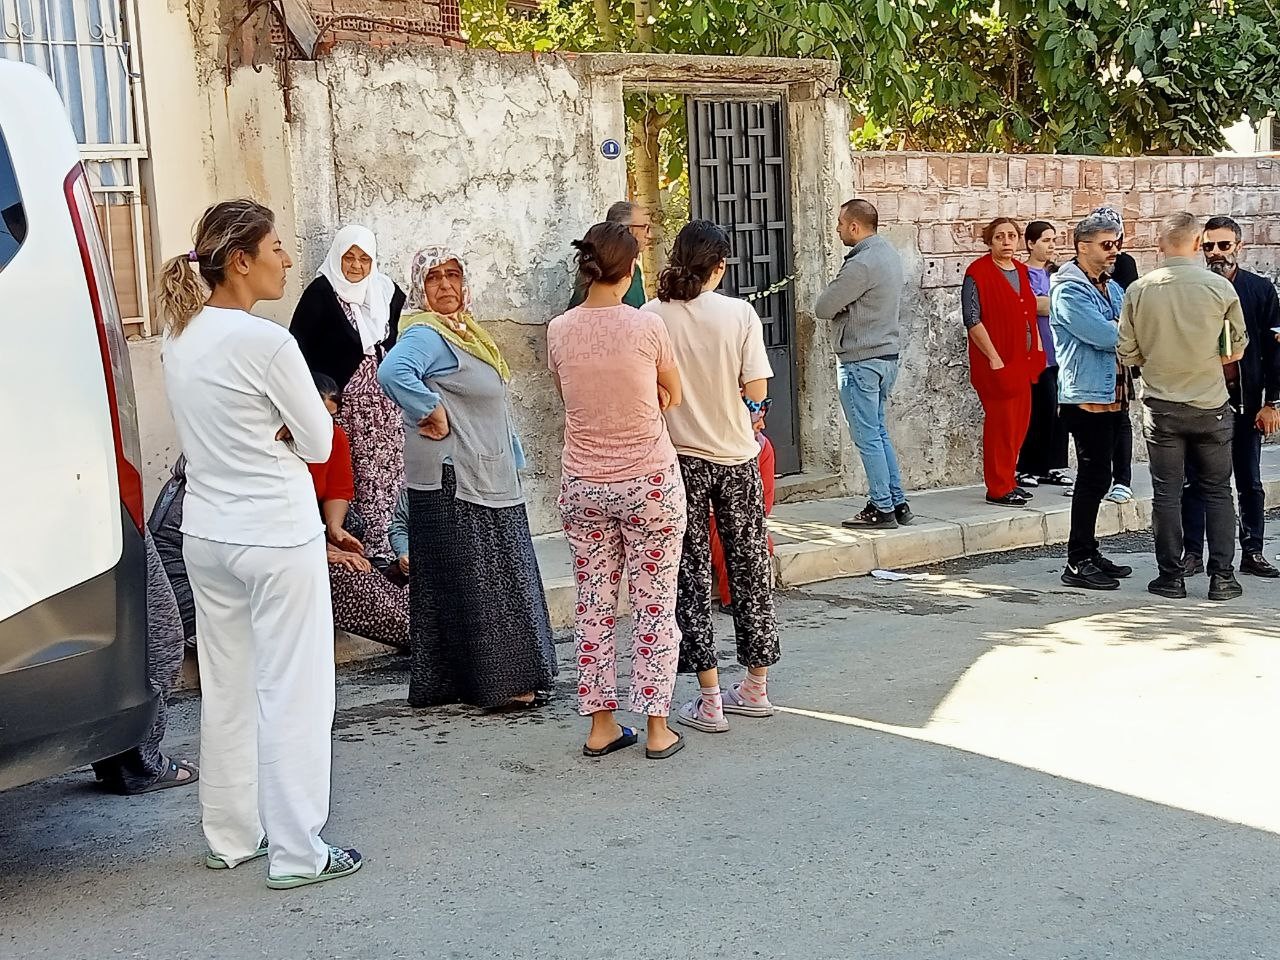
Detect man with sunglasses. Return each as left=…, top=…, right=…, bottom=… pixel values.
left=1118, top=212, right=1248, bottom=601
left=567, top=200, right=652, bottom=309
left=1050, top=212, right=1133, bottom=590
left=1181, top=216, right=1280, bottom=579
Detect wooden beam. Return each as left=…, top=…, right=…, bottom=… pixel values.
left=276, top=0, right=319, bottom=59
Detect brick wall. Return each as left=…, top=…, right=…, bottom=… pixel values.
left=855, top=152, right=1280, bottom=289
left=836, top=152, right=1280, bottom=493
left=304, top=0, right=465, bottom=54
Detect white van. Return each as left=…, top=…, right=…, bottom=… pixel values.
left=0, top=60, right=153, bottom=790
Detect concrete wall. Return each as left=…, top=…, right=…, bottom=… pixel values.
left=851, top=152, right=1280, bottom=491
left=283, top=48, right=848, bottom=534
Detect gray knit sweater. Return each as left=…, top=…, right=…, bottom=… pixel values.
left=814, top=233, right=903, bottom=363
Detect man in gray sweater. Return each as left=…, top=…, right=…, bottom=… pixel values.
left=815, top=198, right=911, bottom=528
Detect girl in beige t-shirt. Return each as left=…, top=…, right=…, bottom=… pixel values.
left=645, top=220, right=781, bottom=735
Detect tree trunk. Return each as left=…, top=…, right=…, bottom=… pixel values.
left=633, top=0, right=655, bottom=50
left=591, top=0, right=618, bottom=47
left=630, top=106, right=664, bottom=295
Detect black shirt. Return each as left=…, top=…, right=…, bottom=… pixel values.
left=1110, top=252, right=1139, bottom=290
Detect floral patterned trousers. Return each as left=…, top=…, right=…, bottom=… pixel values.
left=559, top=464, right=687, bottom=717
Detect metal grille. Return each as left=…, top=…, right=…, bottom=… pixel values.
left=2, top=0, right=151, bottom=333
left=687, top=97, right=800, bottom=474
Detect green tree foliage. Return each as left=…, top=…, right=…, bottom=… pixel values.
left=463, top=0, right=1280, bottom=155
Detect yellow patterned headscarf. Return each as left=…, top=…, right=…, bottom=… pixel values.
left=401, top=246, right=511, bottom=382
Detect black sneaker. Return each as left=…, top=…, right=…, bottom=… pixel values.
left=1208, top=572, right=1244, bottom=601
left=1014, top=486, right=1036, bottom=499
left=986, top=491, right=1029, bottom=507
left=841, top=502, right=898, bottom=529
left=1061, top=559, right=1120, bottom=591
left=1092, top=553, right=1132, bottom=579
left=1182, top=554, right=1204, bottom=577
left=1240, top=552, right=1280, bottom=578
left=1147, top=575, right=1187, bottom=599
left=894, top=502, right=914, bottom=525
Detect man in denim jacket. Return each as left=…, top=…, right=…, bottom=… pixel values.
left=1050, top=213, right=1131, bottom=590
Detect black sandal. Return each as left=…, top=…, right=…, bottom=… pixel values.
left=127, top=757, right=199, bottom=795
left=582, top=726, right=638, bottom=758
left=646, top=730, right=685, bottom=760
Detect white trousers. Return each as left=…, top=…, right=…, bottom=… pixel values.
left=184, top=534, right=335, bottom=878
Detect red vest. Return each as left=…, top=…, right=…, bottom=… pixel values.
left=965, top=254, right=1045, bottom=396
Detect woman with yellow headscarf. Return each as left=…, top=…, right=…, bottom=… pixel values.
left=378, top=247, right=556, bottom=710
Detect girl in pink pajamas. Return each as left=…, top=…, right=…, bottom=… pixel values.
left=548, top=220, right=688, bottom=761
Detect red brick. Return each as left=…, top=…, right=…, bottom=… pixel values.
left=1081, top=160, right=1103, bottom=190
left=1101, top=162, right=1120, bottom=191
left=883, top=156, right=907, bottom=187
left=988, top=157, right=1009, bottom=189
left=927, top=157, right=949, bottom=187
left=947, top=157, right=967, bottom=187
left=969, top=159, right=989, bottom=187
left=1072, top=191, right=1103, bottom=216
left=1182, top=161, right=1200, bottom=188
left=1008, top=154, right=1029, bottom=189
left=1116, top=162, right=1136, bottom=191
left=897, top=191, right=923, bottom=221
left=1026, top=157, right=1046, bottom=189
left=860, top=157, right=887, bottom=189
left=868, top=192, right=899, bottom=221
left=906, top=156, right=929, bottom=186
left=1133, top=159, right=1153, bottom=191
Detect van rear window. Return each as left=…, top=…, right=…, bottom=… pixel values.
left=0, top=128, right=27, bottom=273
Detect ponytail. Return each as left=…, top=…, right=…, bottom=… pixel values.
left=573, top=221, right=638, bottom=289
left=155, top=253, right=207, bottom=338
left=155, top=198, right=276, bottom=337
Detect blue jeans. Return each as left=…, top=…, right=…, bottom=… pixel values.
left=837, top=358, right=905, bottom=511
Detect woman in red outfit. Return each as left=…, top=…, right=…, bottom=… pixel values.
left=962, top=218, right=1045, bottom=507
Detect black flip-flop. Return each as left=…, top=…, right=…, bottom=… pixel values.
left=582, top=726, right=638, bottom=758
left=128, top=758, right=199, bottom=795
left=646, top=730, right=685, bottom=761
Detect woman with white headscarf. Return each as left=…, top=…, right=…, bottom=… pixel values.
left=378, top=246, right=556, bottom=711
left=292, top=225, right=408, bottom=562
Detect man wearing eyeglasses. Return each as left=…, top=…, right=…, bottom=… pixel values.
left=1118, top=212, right=1248, bottom=601
left=567, top=200, right=653, bottom=309
left=1181, top=216, right=1280, bottom=580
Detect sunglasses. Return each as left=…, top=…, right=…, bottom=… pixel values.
left=1202, top=240, right=1236, bottom=252
left=1090, top=239, right=1121, bottom=252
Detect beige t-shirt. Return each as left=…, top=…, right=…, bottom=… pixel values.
left=644, top=291, right=774, bottom=466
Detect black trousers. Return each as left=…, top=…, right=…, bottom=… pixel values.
left=1111, top=412, right=1133, bottom=487
left=675, top=456, right=780, bottom=675
left=1061, top=405, right=1129, bottom=565
left=1183, top=409, right=1265, bottom=556
left=1144, top=399, right=1236, bottom=577
left=1018, top=365, right=1069, bottom=477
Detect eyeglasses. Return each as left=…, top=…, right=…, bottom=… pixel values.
left=625, top=222, right=653, bottom=235
left=1089, top=239, right=1121, bottom=252
left=1202, top=240, right=1236, bottom=252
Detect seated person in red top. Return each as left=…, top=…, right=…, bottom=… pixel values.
left=710, top=398, right=775, bottom=613
left=311, top=374, right=409, bottom=651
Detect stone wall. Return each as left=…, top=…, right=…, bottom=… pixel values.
left=850, top=152, right=1280, bottom=491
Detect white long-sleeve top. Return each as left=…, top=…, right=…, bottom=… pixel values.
left=162, top=305, right=333, bottom=548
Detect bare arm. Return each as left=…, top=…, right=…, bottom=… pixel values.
left=657, top=365, right=682, bottom=409
left=967, top=323, right=1004, bottom=370
left=1035, top=295, right=1051, bottom=315
left=742, top=377, right=768, bottom=403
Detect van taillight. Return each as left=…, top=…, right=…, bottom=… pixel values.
left=63, top=165, right=145, bottom=532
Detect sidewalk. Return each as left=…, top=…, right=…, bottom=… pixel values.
left=178, top=446, right=1280, bottom=689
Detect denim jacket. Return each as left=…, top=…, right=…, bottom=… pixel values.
left=1050, top=260, right=1125, bottom=405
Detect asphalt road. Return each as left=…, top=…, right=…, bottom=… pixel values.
left=3, top=537, right=1280, bottom=960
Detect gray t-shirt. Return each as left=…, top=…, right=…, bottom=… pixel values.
left=961, top=267, right=1021, bottom=329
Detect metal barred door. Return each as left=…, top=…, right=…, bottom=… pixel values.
left=687, top=96, right=800, bottom=475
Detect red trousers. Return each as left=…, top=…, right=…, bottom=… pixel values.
left=711, top=435, right=775, bottom=606
left=976, top=381, right=1032, bottom=499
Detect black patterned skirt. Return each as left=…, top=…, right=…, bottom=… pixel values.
left=407, top=467, right=557, bottom=708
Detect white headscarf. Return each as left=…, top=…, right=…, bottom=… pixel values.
left=317, top=224, right=396, bottom=355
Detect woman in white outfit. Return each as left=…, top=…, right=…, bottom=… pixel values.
left=156, top=199, right=362, bottom=890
